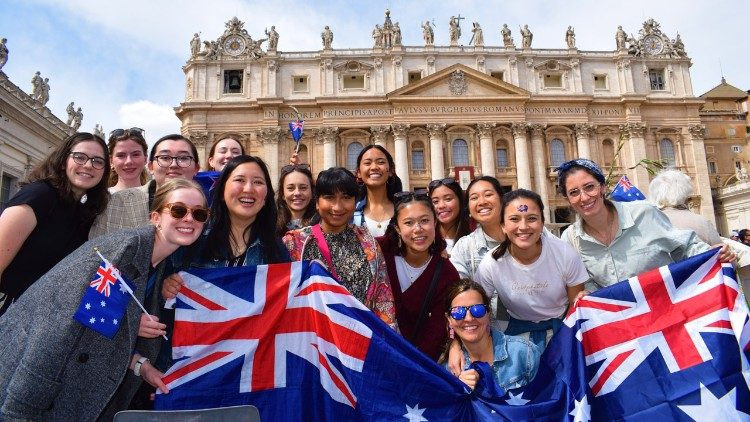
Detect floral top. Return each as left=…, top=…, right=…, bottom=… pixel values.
left=283, top=224, right=398, bottom=330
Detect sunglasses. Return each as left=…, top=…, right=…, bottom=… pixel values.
left=449, top=304, right=488, bottom=320
left=161, top=202, right=210, bottom=223
left=428, top=177, right=459, bottom=190
left=281, top=163, right=311, bottom=173
left=110, top=127, right=145, bottom=138
left=394, top=190, right=429, bottom=203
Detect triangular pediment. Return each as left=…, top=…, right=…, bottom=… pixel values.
left=388, top=64, right=529, bottom=99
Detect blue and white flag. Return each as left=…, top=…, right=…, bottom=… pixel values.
left=610, top=175, right=646, bottom=202
left=73, top=260, right=134, bottom=339
left=194, top=171, right=220, bottom=206
left=289, top=120, right=304, bottom=143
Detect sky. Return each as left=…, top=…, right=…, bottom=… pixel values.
left=1, top=0, right=748, bottom=147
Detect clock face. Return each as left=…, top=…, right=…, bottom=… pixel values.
left=643, top=35, right=664, bottom=56
left=223, top=35, right=246, bottom=56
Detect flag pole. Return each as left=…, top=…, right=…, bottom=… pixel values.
left=94, top=247, right=168, bottom=340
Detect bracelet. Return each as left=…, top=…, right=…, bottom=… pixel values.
left=133, top=356, right=149, bottom=377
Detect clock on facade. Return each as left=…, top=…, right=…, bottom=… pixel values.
left=643, top=35, right=664, bottom=56
left=223, top=35, right=246, bottom=56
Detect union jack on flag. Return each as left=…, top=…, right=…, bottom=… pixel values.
left=89, top=260, right=118, bottom=297
left=289, top=120, right=304, bottom=142
left=610, top=175, right=646, bottom=202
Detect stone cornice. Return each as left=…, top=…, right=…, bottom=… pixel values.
left=0, top=71, right=70, bottom=135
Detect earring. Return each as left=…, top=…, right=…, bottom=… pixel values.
left=157, top=224, right=162, bottom=230
left=398, top=237, right=402, bottom=248
left=449, top=327, right=454, bottom=339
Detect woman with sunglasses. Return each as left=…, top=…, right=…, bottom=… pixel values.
left=0, top=178, right=208, bottom=420
left=439, top=280, right=539, bottom=391
left=206, top=135, right=244, bottom=172
left=557, top=159, right=732, bottom=291
left=449, top=176, right=506, bottom=279
left=283, top=167, right=397, bottom=329
left=275, top=163, right=318, bottom=237
left=428, top=178, right=471, bottom=254
left=377, top=191, right=459, bottom=360
left=108, top=128, right=149, bottom=193
left=474, top=189, right=587, bottom=351
left=353, top=145, right=402, bottom=238
left=0, top=132, right=110, bottom=315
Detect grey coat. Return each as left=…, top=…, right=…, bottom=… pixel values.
left=0, top=225, right=163, bottom=421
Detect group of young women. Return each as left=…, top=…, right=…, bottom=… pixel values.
left=0, top=128, right=736, bottom=418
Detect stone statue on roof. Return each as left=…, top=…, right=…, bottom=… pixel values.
left=72, top=107, right=83, bottom=131
left=0, top=38, right=8, bottom=70
left=470, top=22, right=484, bottom=47
left=190, top=33, right=201, bottom=57
left=520, top=24, right=533, bottom=48
left=321, top=26, right=333, bottom=49
left=449, top=16, right=463, bottom=45
left=265, top=26, right=279, bottom=51
left=501, top=24, right=514, bottom=48
left=38, top=77, right=50, bottom=105
left=422, top=21, right=434, bottom=46
left=615, top=25, right=627, bottom=50
left=66, top=102, right=75, bottom=126
left=565, top=26, right=576, bottom=49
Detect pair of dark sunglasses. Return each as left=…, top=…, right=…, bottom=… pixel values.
left=394, top=190, right=429, bottom=203
left=281, top=163, right=311, bottom=173
left=428, top=177, right=459, bottom=190
left=110, top=127, right=145, bottom=138
left=449, top=304, right=488, bottom=320
left=161, top=202, right=210, bottom=223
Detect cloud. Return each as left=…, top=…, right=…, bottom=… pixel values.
left=118, top=101, right=181, bottom=147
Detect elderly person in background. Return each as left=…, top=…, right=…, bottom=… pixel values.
left=648, top=169, right=721, bottom=245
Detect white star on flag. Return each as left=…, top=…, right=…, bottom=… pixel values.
left=118, top=281, right=129, bottom=294
left=89, top=317, right=96, bottom=324
left=113, top=319, right=118, bottom=325
left=505, top=391, right=530, bottom=406
left=100, top=300, right=106, bottom=307
left=677, top=383, right=749, bottom=421
left=570, top=395, right=591, bottom=422
left=100, top=318, right=105, bottom=323
left=85, top=303, right=91, bottom=310
left=403, top=403, right=428, bottom=421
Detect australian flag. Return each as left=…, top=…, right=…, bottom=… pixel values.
left=73, top=260, right=134, bottom=339
left=289, top=120, right=304, bottom=142
left=610, top=174, right=646, bottom=202
left=194, top=171, right=220, bottom=206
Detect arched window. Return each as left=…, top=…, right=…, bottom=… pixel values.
left=298, top=144, right=309, bottom=165
left=411, top=141, right=425, bottom=170
left=549, top=138, right=566, bottom=167
left=659, top=138, right=676, bottom=167
left=346, top=142, right=363, bottom=172
left=602, top=139, right=615, bottom=167
left=495, top=140, right=509, bottom=168
left=452, top=139, right=469, bottom=166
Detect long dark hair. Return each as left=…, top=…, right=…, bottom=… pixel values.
left=383, top=194, right=447, bottom=256
left=355, top=144, right=401, bottom=202
left=276, top=166, right=317, bottom=236
left=429, top=179, right=471, bottom=241
left=204, top=155, right=283, bottom=263
left=437, top=279, right=492, bottom=364
left=25, top=132, right=109, bottom=222
left=491, top=189, right=545, bottom=259
left=465, top=175, right=505, bottom=227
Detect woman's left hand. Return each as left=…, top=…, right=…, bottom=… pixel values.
left=573, top=290, right=589, bottom=305
left=714, top=243, right=737, bottom=264
left=140, top=361, right=169, bottom=394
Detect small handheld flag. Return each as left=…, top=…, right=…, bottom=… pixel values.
left=610, top=175, right=646, bottom=202
left=73, top=259, right=135, bottom=339
left=289, top=119, right=304, bottom=154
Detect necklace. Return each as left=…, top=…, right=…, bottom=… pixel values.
left=585, top=209, right=616, bottom=246
left=403, top=256, right=431, bottom=281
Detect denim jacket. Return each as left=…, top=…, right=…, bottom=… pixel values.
left=449, top=226, right=502, bottom=279
left=451, top=328, right=540, bottom=390
left=173, top=231, right=291, bottom=270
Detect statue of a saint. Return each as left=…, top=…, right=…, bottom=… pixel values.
left=31, top=71, right=42, bottom=101
left=673, top=33, right=686, bottom=57
left=72, top=107, right=83, bottom=131
left=565, top=26, right=576, bottom=49
left=247, top=37, right=267, bottom=59
left=422, top=21, right=434, bottom=46
left=66, top=102, right=75, bottom=126
left=0, top=38, right=8, bottom=70
left=393, top=23, right=402, bottom=46
left=449, top=16, right=462, bottom=44
left=190, top=33, right=201, bottom=57
left=265, top=26, right=279, bottom=51
left=615, top=25, right=627, bottom=50
left=520, top=24, right=533, bottom=48
left=93, top=124, right=105, bottom=139
left=470, top=22, right=484, bottom=47
left=321, top=26, right=333, bottom=49
left=372, top=24, right=383, bottom=48
left=38, top=78, right=50, bottom=105
left=501, top=24, right=514, bottom=48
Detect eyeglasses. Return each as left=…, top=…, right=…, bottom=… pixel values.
left=428, top=178, right=459, bottom=190
left=394, top=190, right=429, bottom=203
left=160, top=202, right=210, bottom=223
left=69, top=152, right=106, bottom=170
left=154, top=155, right=195, bottom=168
left=566, top=182, right=602, bottom=199
left=281, top=163, right=311, bottom=173
left=110, top=127, right=145, bottom=138
left=449, top=304, right=488, bottom=320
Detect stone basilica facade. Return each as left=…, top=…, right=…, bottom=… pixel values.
left=177, top=14, right=714, bottom=224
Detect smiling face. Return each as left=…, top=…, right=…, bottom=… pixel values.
left=317, top=191, right=356, bottom=234
left=223, top=162, right=268, bottom=226
left=467, top=180, right=501, bottom=227
left=282, top=171, right=312, bottom=216
left=446, top=289, right=490, bottom=346
left=564, top=169, right=606, bottom=218
left=395, top=201, right=436, bottom=257
left=502, top=197, right=543, bottom=251
left=65, top=140, right=107, bottom=198
left=148, top=139, right=200, bottom=186
left=150, top=187, right=206, bottom=249
left=356, top=148, right=391, bottom=188
left=430, top=185, right=460, bottom=228
left=208, top=138, right=243, bottom=171
left=111, top=138, right=147, bottom=185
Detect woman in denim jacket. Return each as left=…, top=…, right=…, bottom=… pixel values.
left=439, top=280, right=539, bottom=391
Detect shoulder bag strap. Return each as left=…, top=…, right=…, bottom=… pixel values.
left=311, top=224, right=340, bottom=280
left=410, top=258, right=444, bottom=344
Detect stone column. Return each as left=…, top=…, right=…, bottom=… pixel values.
left=476, top=123, right=496, bottom=178
left=427, top=123, right=447, bottom=180
left=314, top=126, right=338, bottom=170
left=320, top=58, right=333, bottom=96
left=574, top=123, right=594, bottom=159
left=619, top=122, right=649, bottom=191
left=370, top=125, right=390, bottom=147
left=392, top=124, right=411, bottom=190
left=687, top=124, right=716, bottom=224
left=529, top=123, right=550, bottom=220
left=266, top=59, right=278, bottom=97
left=511, top=123, right=532, bottom=189
left=259, top=126, right=282, bottom=189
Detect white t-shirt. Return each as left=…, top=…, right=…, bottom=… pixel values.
left=474, top=233, right=588, bottom=322
left=444, top=238, right=456, bottom=254
left=363, top=215, right=389, bottom=238
left=394, top=256, right=430, bottom=292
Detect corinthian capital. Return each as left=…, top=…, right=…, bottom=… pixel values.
left=688, top=124, right=707, bottom=139
left=258, top=126, right=282, bottom=144
left=511, top=122, right=529, bottom=138
left=618, top=122, right=646, bottom=139
left=476, top=122, right=496, bottom=138
left=426, top=123, right=447, bottom=139
left=574, top=123, right=596, bottom=139
left=188, top=131, right=209, bottom=147
left=528, top=123, right=546, bottom=138
left=313, top=126, right=338, bottom=144
left=391, top=123, right=410, bottom=138
left=370, top=125, right=391, bottom=144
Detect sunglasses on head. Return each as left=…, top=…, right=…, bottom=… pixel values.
left=428, top=177, right=459, bottom=190
left=449, top=304, right=488, bottom=320
left=394, top=190, right=429, bottom=203
left=281, top=163, right=311, bottom=173
left=110, top=127, right=145, bottom=138
left=160, top=202, right=210, bottom=223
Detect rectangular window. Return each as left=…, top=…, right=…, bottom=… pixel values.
left=411, top=149, right=425, bottom=170
left=544, top=74, right=562, bottom=88
left=649, top=69, right=665, bottom=90
left=708, top=162, right=717, bottom=174
left=490, top=71, right=504, bottom=82
left=0, top=173, right=17, bottom=212
left=223, top=70, right=243, bottom=94
left=408, top=71, right=422, bottom=83
left=343, top=74, right=365, bottom=89
left=292, top=76, right=308, bottom=92
left=732, top=145, right=742, bottom=153
left=496, top=148, right=508, bottom=168
left=593, top=74, right=607, bottom=90
left=727, top=127, right=736, bottom=137
left=705, top=145, right=715, bottom=154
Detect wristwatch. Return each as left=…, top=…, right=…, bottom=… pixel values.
left=133, top=356, right=149, bottom=377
